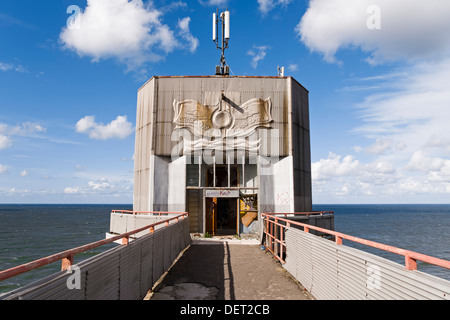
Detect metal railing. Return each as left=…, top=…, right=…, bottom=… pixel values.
left=0, top=212, right=188, bottom=282
left=262, top=212, right=450, bottom=272
left=111, top=210, right=188, bottom=216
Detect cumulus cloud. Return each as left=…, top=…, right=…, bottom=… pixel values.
left=298, top=1, right=450, bottom=202
left=177, top=17, right=199, bottom=53
left=247, top=45, right=270, bottom=69
left=258, top=0, right=292, bottom=16
left=297, top=0, right=450, bottom=64
left=310, top=152, right=446, bottom=202
left=60, top=0, right=198, bottom=71
left=64, top=187, right=81, bottom=194
left=64, top=178, right=123, bottom=197
left=406, top=151, right=448, bottom=173
left=19, top=170, right=29, bottom=177
left=0, top=164, right=8, bottom=175
left=0, top=121, right=47, bottom=150
left=76, top=115, right=134, bottom=140
left=0, top=135, right=12, bottom=150
left=312, top=152, right=359, bottom=182
left=88, top=180, right=111, bottom=190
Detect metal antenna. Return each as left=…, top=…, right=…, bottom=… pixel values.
left=213, top=9, right=230, bottom=76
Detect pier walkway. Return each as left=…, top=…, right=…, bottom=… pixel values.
left=147, top=237, right=313, bottom=300
left=1, top=212, right=449, bottom=300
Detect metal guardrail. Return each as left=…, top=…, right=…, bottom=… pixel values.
left=111, top=210, right=188, bottom=216
left=262, top=212, right=450, bottom=272
left=0, top=212, right=188, bottom=283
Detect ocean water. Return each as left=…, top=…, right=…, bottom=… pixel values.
left=313, top=204, right=450, bottom=281
left=0, top=204, right=449, bottom=295
left=0, top=204, right=132, bottom=294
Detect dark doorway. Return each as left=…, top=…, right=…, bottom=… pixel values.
left=216, top=198, right=237, bottom=236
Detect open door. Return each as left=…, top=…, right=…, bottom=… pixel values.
left=216, top=198, right=237, bottom=236
left=205, top=197, right=217, bottom=235
left=205, top=197, right=238, bottom=236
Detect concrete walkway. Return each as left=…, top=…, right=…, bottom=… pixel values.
left=147, top=237, right=314, bottom=300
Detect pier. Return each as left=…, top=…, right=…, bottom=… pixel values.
left=148, top=237, right=313, bottom=300
left=1, top=211, right=449, bottom=300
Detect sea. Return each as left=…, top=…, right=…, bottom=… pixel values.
left=0, top=203, right=449, bottom=295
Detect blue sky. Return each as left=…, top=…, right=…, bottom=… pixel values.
left=1, top=0, right=450, bottom=204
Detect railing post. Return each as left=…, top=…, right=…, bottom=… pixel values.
left=122, top=236, right=129, bottom=245
left=405, top=255, right=417, bottom=271
left=150, top=226, right=155, bottom=234
left=61, top=254, right=74, bottom=271
left=335, top=236, right=343, bottom=245
left=280, top=222, right=284, bottom=263
left=275, top=218, right=278, bottom=258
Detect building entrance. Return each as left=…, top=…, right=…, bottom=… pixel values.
left=205, top=197, right=238, bottom=236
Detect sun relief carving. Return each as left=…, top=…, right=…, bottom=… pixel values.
left=173, top=96, right=273, bottom=138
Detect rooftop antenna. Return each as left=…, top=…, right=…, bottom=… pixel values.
left=277, top=65, right=285, bottom=77
left=213, top=8, right=230, bottom=76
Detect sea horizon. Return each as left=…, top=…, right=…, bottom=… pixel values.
left=1, top=203, right=449, bottom=294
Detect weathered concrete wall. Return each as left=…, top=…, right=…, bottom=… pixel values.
left=133, top=76, right=313, bottom=228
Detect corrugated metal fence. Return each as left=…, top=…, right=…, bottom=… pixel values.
left=1, top=218, right=191, bottom=300
left=284, top=227, right=450, bottom=300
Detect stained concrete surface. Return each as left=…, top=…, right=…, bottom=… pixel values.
left=147, top=237, right=314, bottom=300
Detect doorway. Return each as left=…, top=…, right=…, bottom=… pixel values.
left=205, top=197, right=238, bottom=236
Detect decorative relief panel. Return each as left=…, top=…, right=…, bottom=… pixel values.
left=173, top=95, right=273, bottom=154
left=173, top=96, right=273, bottom=138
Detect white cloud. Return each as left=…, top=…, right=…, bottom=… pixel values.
left=88, top=180, right=111, bottom=190
left=178, top=17, right=199, bottom=53
left=20, top=170, right=29, bottom=177
left=0, top=121, right=46, bottom=136
left=0, top=62, right=27, bottom=73
left=312, top=152, right=359, bottom=181
left=406, top=151, right=448, bottom=173
left=0, top=135, right=12, bottom=150
left=301, top=1, right=450, bottom=202
left=258, top=0, right=292, bottom=16
left=247, top=45, right=270, bottom=69
left=64, top=178, right=123, bottom=197
left=297, top=0, right=450, bottom=64
left=64, top=187, right=81, bottom=194
left=287, top=64, right=298, bottom=72
left=0, top=121, right=47, bottom=150
left=60, top=0, right=197, bottom=71
left=76, top=115, right=134, bottom=140
left=352, top=59, right=450, bottom=169
left=0, top=164, right=8, bottom=175
left=199, top=0, right=228, bottom=6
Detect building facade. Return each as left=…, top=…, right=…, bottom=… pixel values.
left=133, top=76, right=312, bottom=236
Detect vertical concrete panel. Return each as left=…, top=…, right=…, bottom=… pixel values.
left=153, top=156, right=169, bottom=211
left=134, top=78, right=155, bottom=212
left=168, top=156, right=187, bottom=212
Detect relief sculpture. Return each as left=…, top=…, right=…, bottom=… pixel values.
left=173, top=96, right=273, bottom=154
left=173, top=97, right=273, bottom=138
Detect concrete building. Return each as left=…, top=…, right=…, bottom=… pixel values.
left=132, top=75, right=312, bottom=237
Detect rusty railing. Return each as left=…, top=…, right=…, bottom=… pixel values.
left=0, top=212, right=188, bottom=282
left=262, top=212, right=450, bottom=272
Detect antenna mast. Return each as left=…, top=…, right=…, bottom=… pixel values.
left=213, top=9, right=230, bottom=76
